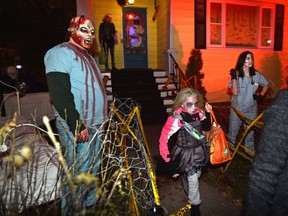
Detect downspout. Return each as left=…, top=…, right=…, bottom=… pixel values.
left=76, top=0, right=92, bottom=18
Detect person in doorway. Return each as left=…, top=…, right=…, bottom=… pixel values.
left=99, top=13, right=116, bottom=71
left=44, top=15, right=107, bottom=215
left=159, top=88, right=212, bottom=216
left=129, top=16, right=144, bottom=48
left=228, top=51, right=269, bottom=155
left=243, top=88, right=288, bottom=216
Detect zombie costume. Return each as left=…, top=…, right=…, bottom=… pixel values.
left=44, top=16, right=107, bottom=215
left=99, top=14, right=116, bottom=70
left=228, top=71, right=268, bottom=151
left=159, top=107, right=211, bottom=206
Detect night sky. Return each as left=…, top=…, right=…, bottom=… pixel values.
left=0, top=0, right=76, bottom=92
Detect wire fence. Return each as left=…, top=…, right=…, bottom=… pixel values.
left=208, top=99, right=273, bottom=196
left=0, top=98, right=162, bottom=215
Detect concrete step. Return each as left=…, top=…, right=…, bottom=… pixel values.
left=106, top=86, right=112, bottom=92
left=157, top=83, right=176, bottom=90
left=166, top=107, right=172, bottom=113
left=155, top=77, right=168, bottom=83
left=106, top=80, right=112, bottom=86
left=163, top=98, right=174, bottom=106
left=152, top=70, right=177, bottom=115
left=153, top=70, right=166, bottom=77
left=101, top=71, right=111, bottom=78
left=107, top=94, right=113, bottom=101
left=103, top=69, right=175, bottom=115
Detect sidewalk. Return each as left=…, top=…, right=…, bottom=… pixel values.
left=144, top=123, right=242, bottom=216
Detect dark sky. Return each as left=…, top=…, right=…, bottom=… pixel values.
left=0, top=0, right=76, bottom=91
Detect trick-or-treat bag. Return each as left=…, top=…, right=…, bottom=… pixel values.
left=205, top=110, right=231, bottom=165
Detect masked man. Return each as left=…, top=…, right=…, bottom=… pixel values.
left=44, top=15, right=107, bottom=215
left=98, top=13, right=116, bottom=71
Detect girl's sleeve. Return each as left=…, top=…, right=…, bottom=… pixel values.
left=159, top=116, right=181, bottom=162
left=258, top=72, right=269, bottom=87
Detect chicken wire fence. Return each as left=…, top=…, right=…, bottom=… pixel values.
left=52, top=97, right=161, bottom=215
left=98, top=97, right=160, bottom=215
left=0, top=97, right=161, bottom=216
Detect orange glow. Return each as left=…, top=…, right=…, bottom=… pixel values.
left=126, top=13, right=135, bottom=20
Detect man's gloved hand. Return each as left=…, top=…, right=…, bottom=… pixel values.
left=230, top=69, right=238, bottom=80
left=253, top=94, right=263, bottom=101
left=76, top=128, right=89, bottom=143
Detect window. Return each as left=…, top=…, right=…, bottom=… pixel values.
left=207, top=0, right=275, bottom=49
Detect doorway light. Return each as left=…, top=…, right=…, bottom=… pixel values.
left=128, top=0, right=135, bottom=5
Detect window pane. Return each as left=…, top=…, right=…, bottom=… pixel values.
left=210, top=25, right=222, bottom=44
left=261, top=28, right=272, bottom=47
left=211, top=3, right=221, bottom=23
left=262, top=8, right=271, bottom=27
left=226, top=4, right=257, bottom=47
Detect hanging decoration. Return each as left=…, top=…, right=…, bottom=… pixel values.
left=152, top=0, right=160, bottom=21
left=117, top=0, right=127, bottom=7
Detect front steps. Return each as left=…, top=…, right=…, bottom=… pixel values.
left=101, top=69, right=177, bottom=124
left=153, top=70, right=177, bottom=114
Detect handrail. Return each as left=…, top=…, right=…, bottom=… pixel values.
left=168, top=53, right=197, bottom=90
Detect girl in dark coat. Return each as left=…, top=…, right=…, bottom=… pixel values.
left=159, top=88, right=212, bottom=216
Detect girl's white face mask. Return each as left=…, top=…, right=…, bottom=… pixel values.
left=183, top=96, right=198, bottom=114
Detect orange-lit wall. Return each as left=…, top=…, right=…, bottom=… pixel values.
left=171, top=0, right=288, bottom=102
left=78, top=0, right=288, bottom=102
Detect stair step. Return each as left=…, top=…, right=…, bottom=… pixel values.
left=104, top=68, right=175, bottom=118
left=155, top=77, right=168, bottom=83
left=107, top=94, right=113, bottom=101
left=166, top=107, right=172, bottom=113
left=163, top=98, right=174, bottom=105
left=113, top=81, right=158, bottom=88
left=101, top=72, right=111, bottom=78
left=158, top=84, right=176, bottom=90
left=110, top=68, right=168, bottom=124
left=106, top=80, right=112, bottom=86
left=153, top=70, right=166, bottom=77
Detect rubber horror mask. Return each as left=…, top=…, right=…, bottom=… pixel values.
left=68, top=16, right=95, bottom=50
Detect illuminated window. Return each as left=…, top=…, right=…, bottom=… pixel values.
left=207, top=0, right=275, bottom=49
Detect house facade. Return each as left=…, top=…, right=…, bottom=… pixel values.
left=78, top=0, right=288, bottom=102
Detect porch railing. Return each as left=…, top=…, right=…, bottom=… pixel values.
left=168, top=53, right=197, bottom=91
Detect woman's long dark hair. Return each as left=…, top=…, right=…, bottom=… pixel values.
left=235, top=51, right=256, bottom=78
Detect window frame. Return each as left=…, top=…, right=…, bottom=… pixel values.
left=206, top=0, right=275, bottom=49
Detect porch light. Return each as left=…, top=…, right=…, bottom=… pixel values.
left=128, top=0, right=135, bottom=5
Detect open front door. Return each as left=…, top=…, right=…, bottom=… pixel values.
left=122, top=7, right=148, bottom=69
